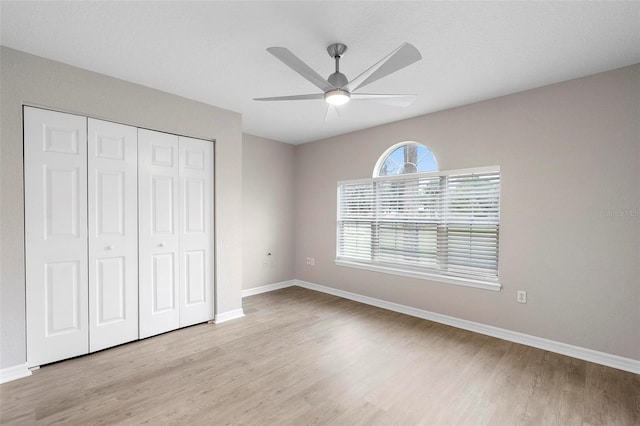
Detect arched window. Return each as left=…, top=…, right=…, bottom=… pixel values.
left=338, top=141, right=501, bottom=290
left=373, top=141, right=438, bottom=177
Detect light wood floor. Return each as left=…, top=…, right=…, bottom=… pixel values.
left=1, top=287, right=638, bottom=425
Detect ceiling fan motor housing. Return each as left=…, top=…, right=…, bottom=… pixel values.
left=328, top=72, right=348, bottom=88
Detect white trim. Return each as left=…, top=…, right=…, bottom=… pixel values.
left=0, top=363, right=32, bottom=384
left=334, top=259, right=501, bottom=291
left=214, top=308, right=245, bottom=324
left=293, top=280, right=640, bottom=374
left=241, top=280, right=296, bottom=298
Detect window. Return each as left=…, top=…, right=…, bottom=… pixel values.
left=337, top=147, right=500, bottom=290
left=374, top=141, right=438, bottom=176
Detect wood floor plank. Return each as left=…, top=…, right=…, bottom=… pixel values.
left=1, top=286, right=638, bottom=425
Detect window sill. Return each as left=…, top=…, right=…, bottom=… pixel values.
left=334, top=259, right=501, bottom=292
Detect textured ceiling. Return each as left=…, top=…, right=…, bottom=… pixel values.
left=1, top=1, right=639, bottom=144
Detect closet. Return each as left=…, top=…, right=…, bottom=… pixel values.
left=24, top=106, right=214, bottom=367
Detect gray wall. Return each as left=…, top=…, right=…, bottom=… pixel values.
left=242, top=134, right=295, bottom=290
left=294, top=64, right=640, bottom=360
left=0, top=47, right=244, bottom=369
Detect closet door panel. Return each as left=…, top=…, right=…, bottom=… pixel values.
left=138, top=129, right=180, bottom=338
left=88, top=119, right=139, bottom=352
left=25, top=106, right=89, bottom=367
left=179, top=136, right=214, bottom=327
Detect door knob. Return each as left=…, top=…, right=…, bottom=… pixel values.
left=106, top=245, right=114, bottom=250
left=158, top=242, right=165, bottom=247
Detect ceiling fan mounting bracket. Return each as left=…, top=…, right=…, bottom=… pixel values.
left=327, top=43, right=347, bottom=58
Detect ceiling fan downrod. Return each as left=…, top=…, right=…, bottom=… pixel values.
left=326, top=43, right=348, bottom=89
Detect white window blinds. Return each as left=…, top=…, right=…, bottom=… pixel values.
left=337, top=167, right=500, bottom=285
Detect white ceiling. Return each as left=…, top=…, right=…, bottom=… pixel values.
left=1, top=1, right=639, bottom=144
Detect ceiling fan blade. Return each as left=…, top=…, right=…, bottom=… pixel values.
left=267, top=47, right=334, bottom=92
left=351, top=93, right=417, bottom=107
left=254, top=93, right=325, bottom=101
left=345, top=43, right=422, bottom=92
left=324, top=104, right=340, bottom=121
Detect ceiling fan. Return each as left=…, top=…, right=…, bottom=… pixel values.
left=254, top=42, right=422, bottom=120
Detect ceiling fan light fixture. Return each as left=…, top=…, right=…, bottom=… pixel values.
left=324, top=89, right=351, bottom=105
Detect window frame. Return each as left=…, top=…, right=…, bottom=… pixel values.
left=373, top=141, right=438, bottom=177
left=335, top=165, right=501, bottom=291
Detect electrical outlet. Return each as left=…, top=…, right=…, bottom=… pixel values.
left=517, top=290, right=527, bottom=304
left=310, top=257, right=315, bottom=266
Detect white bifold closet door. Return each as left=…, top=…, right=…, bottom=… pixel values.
left=25, top=108, right=140, bottom=366
left=138, top=129, right=214, bottom=338
left=178, top=136, right=214, bottom=328
left=25, top=107, right=89, bottom=367
left=25, top=107, right=214, bottom=366
left=87, top=118, right=139, bottom=352
left=138, top=129, right=181, bottom=338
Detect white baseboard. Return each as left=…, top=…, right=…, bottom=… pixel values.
left=0, top=363, right=32, bottom=384
left=293, top=279, right=640, bottom=375
left=241, top=280, right=296, bottom=298
left=214, top=308, right=245, bottom=324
